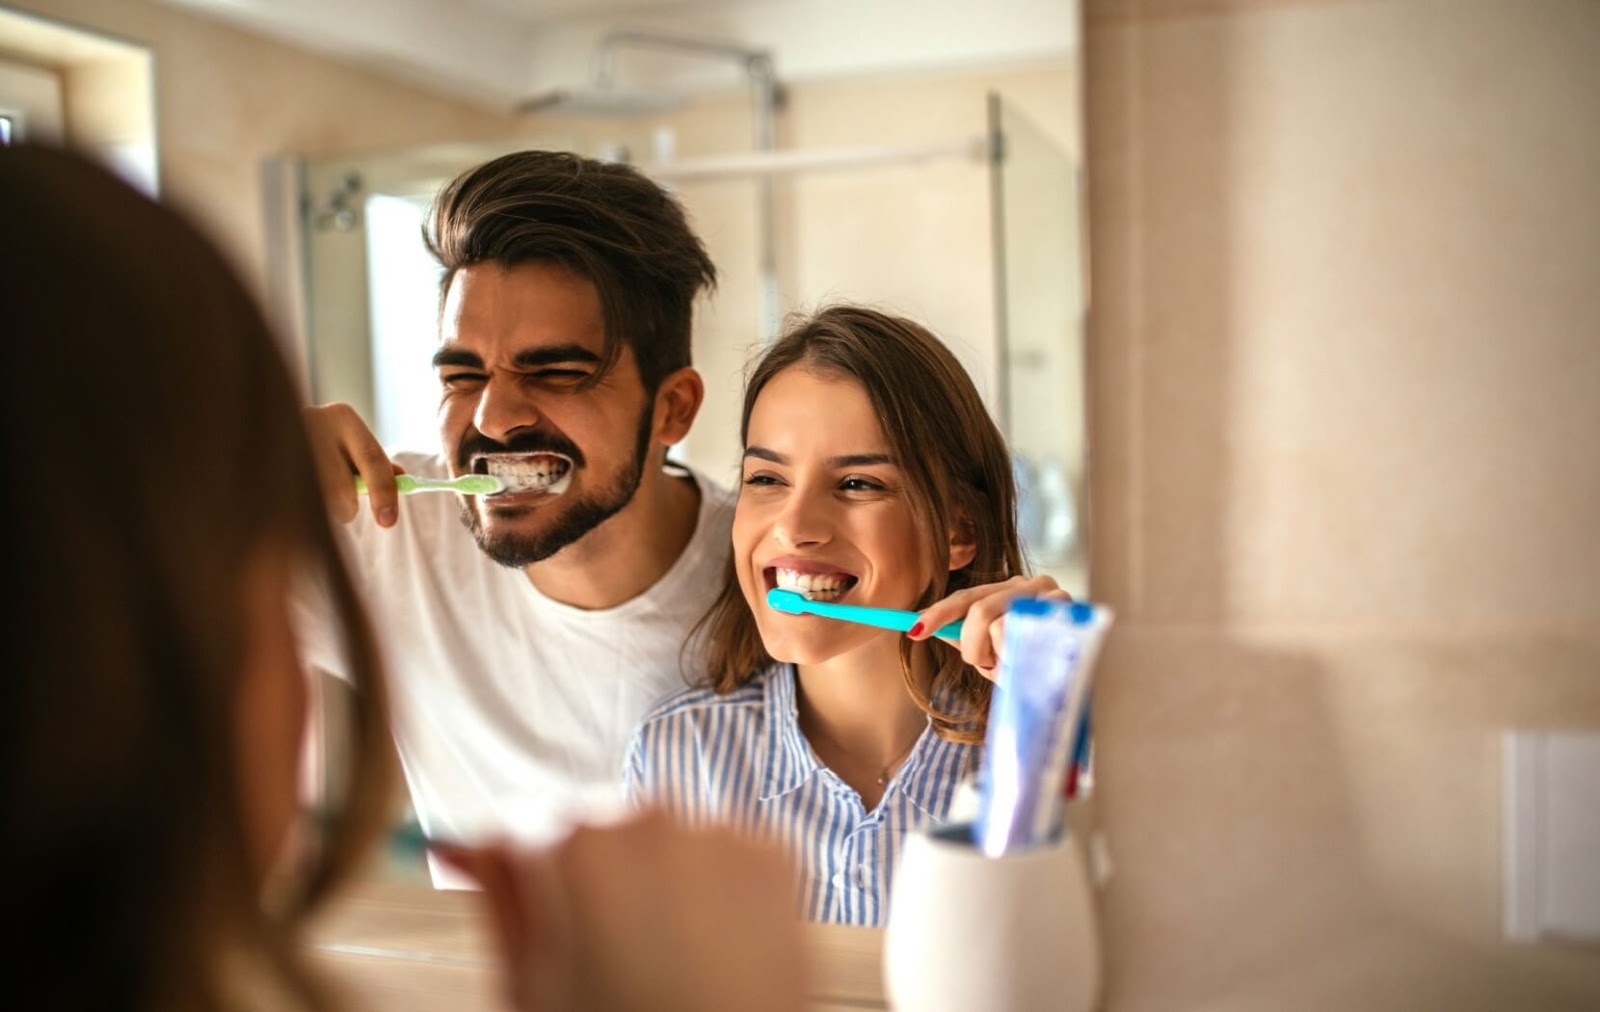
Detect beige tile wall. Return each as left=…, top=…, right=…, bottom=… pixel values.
left=1085, top=0, right=1600, bottom=1006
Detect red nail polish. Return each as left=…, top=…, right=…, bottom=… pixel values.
left=908, top=622, right=925, bottom=638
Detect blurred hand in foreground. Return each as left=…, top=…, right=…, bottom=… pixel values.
left=436, top=808, right=808, bottom=1012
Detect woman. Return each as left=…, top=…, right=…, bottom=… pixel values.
left=626, top=306, right=1068, bottom=926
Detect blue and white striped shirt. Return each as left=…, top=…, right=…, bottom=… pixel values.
left=623, top=664, right=979, bottom=926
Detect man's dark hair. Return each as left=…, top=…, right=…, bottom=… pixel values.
left=424, top=150, right=717, bottom=393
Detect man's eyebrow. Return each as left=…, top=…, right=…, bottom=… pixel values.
left=513, top=345, right=604, bottom=369
left=432, top=347, right=482, bottom=370
left=742, top=447, right=896, bottom=469
left=432, top=344, right=604, bottom=371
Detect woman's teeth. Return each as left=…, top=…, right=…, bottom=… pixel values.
left=774, top=568, right=853, bottom=600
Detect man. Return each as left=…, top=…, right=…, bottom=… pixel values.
left=296, top=150, right=730, bottom=887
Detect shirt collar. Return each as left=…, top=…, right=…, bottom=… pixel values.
left=758, top=663, right=980, bottom=812
left=760, top=664, right=820, bottom=801
left=894, top=725, right=979, bottom=820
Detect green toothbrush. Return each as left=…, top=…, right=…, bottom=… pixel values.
left=353, top=473, right=504, bottom=496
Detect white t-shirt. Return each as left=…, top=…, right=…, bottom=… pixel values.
left=294, top=451, right=734, bottom=887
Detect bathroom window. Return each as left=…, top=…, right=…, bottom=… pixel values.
left=364, top=191, right=445, bottom=453
left=0, top=54, right=61, bottom=145
left=0, top=15, right=157, bottom=193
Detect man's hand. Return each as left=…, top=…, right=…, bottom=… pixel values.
left=302, top=403, right=405, bottom=527
left=435, top=809, right=808, bottom=1012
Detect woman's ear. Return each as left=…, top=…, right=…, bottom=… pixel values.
left=947, top=517, right=978, bottom=572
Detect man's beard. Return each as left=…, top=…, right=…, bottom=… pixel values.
left=461, top=405, right=656, bottom=568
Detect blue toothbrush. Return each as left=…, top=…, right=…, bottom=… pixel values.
left=766, top=587, right=963, bottom=642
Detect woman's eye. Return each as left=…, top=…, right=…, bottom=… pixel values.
left=742, top=472, right=782, bottom=487
left=840, top=476, right=887, bottom=492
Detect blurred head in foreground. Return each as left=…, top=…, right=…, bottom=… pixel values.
left=0, top=144, right=394, bottom=1010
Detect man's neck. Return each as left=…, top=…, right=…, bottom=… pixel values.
left=524, top=462, right=701, bottom=610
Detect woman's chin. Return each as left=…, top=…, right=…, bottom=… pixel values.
left=757, top=624, right=878, bottom=668
left=762, top=640, right=819, bottom=666
left=755, top=628, right=817, bottom=666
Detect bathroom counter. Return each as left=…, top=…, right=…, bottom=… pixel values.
left=304, top=877, right=1599, bottom=1010
left=303, top=877, right=888, bottom=1011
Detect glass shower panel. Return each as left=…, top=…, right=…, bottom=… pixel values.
left=299, top=135, right=581, bottom=451
left=989, top=93, right=1088, bottom=597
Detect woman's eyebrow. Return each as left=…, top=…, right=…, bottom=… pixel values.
left=744, top=445, right=787, bottom=464
left=742, top=447, right=895, bottom=469
left=829, top=453, right=895, bottom=468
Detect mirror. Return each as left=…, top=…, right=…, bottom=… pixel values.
left=281, top=4, right=1087, bottom=910
left=990, top=93, right=1089, bottom=593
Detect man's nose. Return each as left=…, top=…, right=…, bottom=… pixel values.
left=472, top=373, right=539, bottom=442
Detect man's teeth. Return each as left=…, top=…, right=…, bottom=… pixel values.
left=774, top=568, right=852, bottom=600
left=485, top=457, right=572, bottom=493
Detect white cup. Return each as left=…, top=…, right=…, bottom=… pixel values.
left=882, top=823, right=1101, bottom=1012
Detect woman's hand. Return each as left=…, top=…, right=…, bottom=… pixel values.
left=907, top=575, right=1073, bottom=681
left=302, top=402, right=405, bottom=527
left=433, top=809, right=807, bottom=1012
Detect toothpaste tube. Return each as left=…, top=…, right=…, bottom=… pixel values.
left=973, top=597, right=1113, bottom=857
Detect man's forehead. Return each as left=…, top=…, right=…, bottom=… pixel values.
left=438, top=262, right=611, bottom=360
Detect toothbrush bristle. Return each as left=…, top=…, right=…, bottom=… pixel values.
left=767, top=588, right=811, bottom=614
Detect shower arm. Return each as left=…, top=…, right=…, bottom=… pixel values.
left=590, top=29, right=783, bottom=341
left=589, top=30, right=780, bottom=153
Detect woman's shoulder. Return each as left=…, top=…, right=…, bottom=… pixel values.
left=636, top=668, right=774, bottom=730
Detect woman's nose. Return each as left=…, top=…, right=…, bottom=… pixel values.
left=771, top=487, right=834, bottom=549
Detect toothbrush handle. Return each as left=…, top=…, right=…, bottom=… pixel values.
left=353, top=475, right=450, bottom=495
left=804, top=600, right=963, bottom=642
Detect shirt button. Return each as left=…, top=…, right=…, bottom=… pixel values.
left=831, top=872, right=846, bottom=889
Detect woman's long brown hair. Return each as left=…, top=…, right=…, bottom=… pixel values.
left=691, top=306, right=1024, bottom=743
left=0, top=145, right=395, bottom=1010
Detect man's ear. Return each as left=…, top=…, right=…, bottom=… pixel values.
left=947, top=516, right=978, bottom=572
left=652, top=366, right=705, bottom=447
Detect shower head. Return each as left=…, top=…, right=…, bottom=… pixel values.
left=516, top=87, right=686, bottom=118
